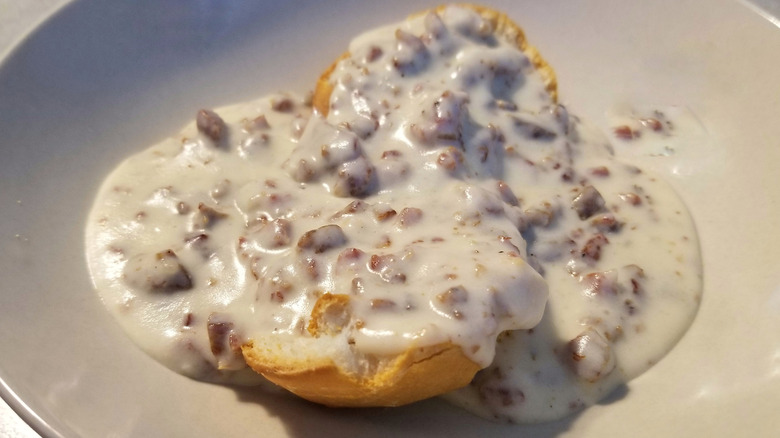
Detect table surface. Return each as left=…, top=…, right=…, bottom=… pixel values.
left=1, top=0, right=778, bottom=437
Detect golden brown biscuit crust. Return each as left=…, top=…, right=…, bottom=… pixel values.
left=243, top=339, right=481, bottom=407
left=243, top=293, right=481, bottom=407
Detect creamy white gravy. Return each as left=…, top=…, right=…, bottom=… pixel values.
left=85, top=6, right=701, bottom=423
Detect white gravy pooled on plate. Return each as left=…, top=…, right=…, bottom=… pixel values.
left=86, top=5, right=701, bottom=423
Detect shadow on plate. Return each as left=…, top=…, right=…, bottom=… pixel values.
left=227, top=380, right=628, bottom=438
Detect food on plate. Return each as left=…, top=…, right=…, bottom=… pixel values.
left=85, top=3, right=701, bottom=421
